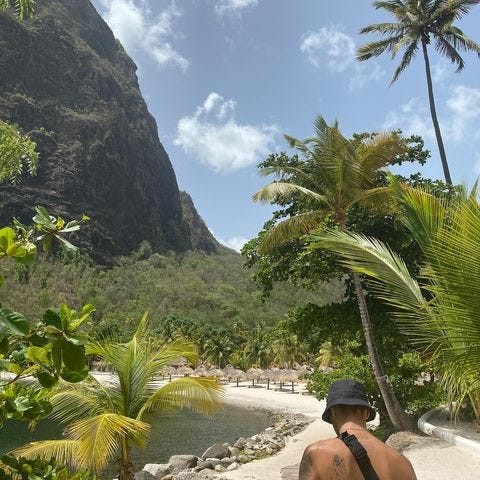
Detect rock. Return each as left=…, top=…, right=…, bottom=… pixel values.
left=204, top=458, right=221, bottom=466
left=173, top=470, right=198, bottom=480
left=265, top=446, right=274, bottom=455
left=226, top=462, right=239, bottom=471
left=133, top=472, right=155, bottom=480
left=220, top=456, right=234, bottom=465
left=196, top=469, right=217, bottom=478
left=161, top=476, right=174, bottom=480
left=243, top=448, right=255, bottom=455
left=142, top=464, right=172, bottom=479
left=386, top=431, right=427, bottom=451
left=227, top=446, right=240, bottom=457
left=214, top=464, right=226, bottom=472
left=237, top=454, right=251, bottom=464
left=233, top=437, right=247, bottom=449
left=168, top=455, right=198, bottom=473
left=201, top=443, right=230, bottom=460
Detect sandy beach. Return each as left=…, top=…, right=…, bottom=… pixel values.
left=218, top=382, right=480, bottom=480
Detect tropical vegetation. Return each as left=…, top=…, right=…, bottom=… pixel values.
left=14, top=315, right=223, bottom=479
left=311, top=176, right=480, bottom=421
left=358, top=0, right=480, bottom=185
left=251, top=116, right=415, bottom=430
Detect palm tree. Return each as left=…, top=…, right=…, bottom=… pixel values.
left=313, top=177, right=480, bottom=421
left=253, top=116, right=412, bottom=430
left=358, top=0, right=480, bottom=185
left=14, top=315, right=223, bottom=479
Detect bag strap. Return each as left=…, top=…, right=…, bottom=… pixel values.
left=339, top=431, right=380, bottom=480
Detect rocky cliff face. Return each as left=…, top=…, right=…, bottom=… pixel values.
left=0, top=0, right=218, bottom=261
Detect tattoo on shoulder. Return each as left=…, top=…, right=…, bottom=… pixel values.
left=333, top=454, right=346, bottom=474
left=299, top=450, right=315, bottom=480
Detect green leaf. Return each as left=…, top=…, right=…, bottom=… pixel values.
left=52, top=342, right=62, bottom=372
left=60, top=364, right=88, bottom=383
left=61, top=341, right=86, bottom=371
left=13, top=396, right=31, bottom=412
left=0, top=309, right=30, bottom=335
left=24, top=346, right=50, bottom=366
left=0, top=227, right=15, bottom=253
left=37, top=372, right=58, bottom=388
left=0, top=336, right=9, bottom=355
left=43, top=309, right=62, bottom=329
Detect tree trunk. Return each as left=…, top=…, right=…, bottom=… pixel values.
left=351, top=271, right=414, bottom=431
left=119, top=438, right=135, bottom=480
left=421, top=40, right=452, bottom=185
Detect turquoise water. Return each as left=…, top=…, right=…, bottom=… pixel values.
left=0, top=403, right=272, bottom=474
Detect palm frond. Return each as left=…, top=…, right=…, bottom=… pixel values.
left=49, top=379, right=112, bottom=424
left=12, top=440, right=80, bottom=470
left=66, top=413, right=150, bottom=473
left=357, top=35, right=405, bottom=61
left=309, top=230, right=427, bottom=326
left=392, top=40, right=419, bottom=82
left=388, top=175, right=446, bottom=250
left=252, top=182, right=327, bottom=205
left=257, top=211, right=326, bottom=253
left=138, top=377, right=223, bottom=419
left=433, top=34, right=465, bottom=70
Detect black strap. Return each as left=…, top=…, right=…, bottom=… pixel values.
left=339, top=431, right=380, bottom=480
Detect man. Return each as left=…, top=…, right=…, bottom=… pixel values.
left=299, top=379, right=416, bottom=480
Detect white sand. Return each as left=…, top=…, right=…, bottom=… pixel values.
left=219, top=382, right=480, bottom=480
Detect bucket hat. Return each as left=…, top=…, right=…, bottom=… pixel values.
left=322, top=379, right=376, bottom=424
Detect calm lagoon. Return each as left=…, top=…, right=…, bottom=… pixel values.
left=0, top=403, right=272, bottom=472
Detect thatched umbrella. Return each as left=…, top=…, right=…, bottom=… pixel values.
left=193, top=365, right=209, bottom=377
left=161, top=365, right=176, bottom=382
left=222, top=364, right=236, bottom=382
left=262, top=368, right=274, bottom=390
left=247, top=367, right=263, bottom=387
left=285, top=369, right=298, bottom=393
left=176, top=365, right=194, bottom=377
left=232, top=368, right=246, bottom=387
left=208, top=368, right=226, bottom=381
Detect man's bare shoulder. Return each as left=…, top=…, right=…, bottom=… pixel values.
left=299, top=439, right=347, bottom=480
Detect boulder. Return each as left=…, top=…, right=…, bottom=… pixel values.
left=233, top=437, right=247, bottom=449
left=168, top=455, right=198, bottom=474
left=226, top=462, right=239, bottom=471
left=142, top=464, right=172, bottom=479
left=133, top=472, right=155, bottom=480
left=227, top=446, right=240, bottom=457
left=201, top=443, right=230, bottom=460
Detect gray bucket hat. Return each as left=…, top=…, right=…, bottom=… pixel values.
left=322, top=379, right=376, bottom=424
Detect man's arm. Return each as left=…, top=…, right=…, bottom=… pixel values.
left=299, top=447, right=317, bottom=480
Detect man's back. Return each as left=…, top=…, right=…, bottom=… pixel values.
left=300, top=430, right=417, bottom=480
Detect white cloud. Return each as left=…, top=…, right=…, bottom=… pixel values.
left=382, top=85, right=480, bottom=145
left=219, top=236, right=249, bottom=252
left=174, top=92, right=278, bottom=173
left=215, top=0, right=258, bottom=15
left=300, top=26, right=355, bottom=72
left=300, top=25, right=384, bottom=91
left=383, top=98, right=435, bottom=140
left=432, top=59, right=451, bottom=83
left=98, top=0, right=189, bottom=71
left=445, top=85, right=480, bottom=142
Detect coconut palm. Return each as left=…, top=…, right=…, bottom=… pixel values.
left=14, top=315, right=223, bottom=479
left=358, top=0, right=480, bottom=185
left=313, top=177, right=480, bottom=420
left=253, top=116, right=412, bottom=430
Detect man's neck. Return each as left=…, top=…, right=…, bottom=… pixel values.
left=338, top=420, right=368, bottom=434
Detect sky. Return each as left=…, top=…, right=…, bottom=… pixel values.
left=91, top=0, right=480, bottom=252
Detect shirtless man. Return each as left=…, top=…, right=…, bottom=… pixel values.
left=299, top=379, right=416, bottom=480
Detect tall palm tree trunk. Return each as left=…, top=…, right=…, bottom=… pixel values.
left=338, top=216, right=412, bottom=431
left=351, top=272, right=413, bottom=431
left=421, top=39, right=452, bottom=185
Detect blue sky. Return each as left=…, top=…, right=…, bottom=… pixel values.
left=91, top=0, right=480, bottom=251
